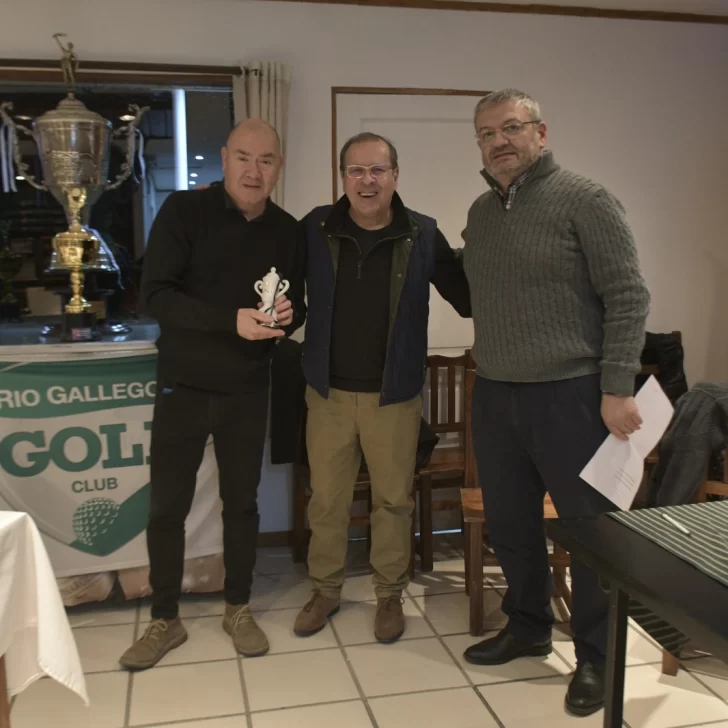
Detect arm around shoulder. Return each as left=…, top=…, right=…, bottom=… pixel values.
left=430, top=228, right=472, bottom=318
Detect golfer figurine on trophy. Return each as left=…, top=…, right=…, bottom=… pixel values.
left=254, top=267, right=290, bottom=328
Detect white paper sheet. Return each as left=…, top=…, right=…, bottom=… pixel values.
left=580, top=376, right=674, bottom=510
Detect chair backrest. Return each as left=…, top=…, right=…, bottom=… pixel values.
left=639, top=330, right=682, bottom=377
left=426, top=353, right=468, bottom=441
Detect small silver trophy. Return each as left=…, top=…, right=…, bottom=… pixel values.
left=254, top=267, right=290, bottom=328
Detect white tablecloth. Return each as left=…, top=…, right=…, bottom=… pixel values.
left=0, top=511, right=88, bottom=705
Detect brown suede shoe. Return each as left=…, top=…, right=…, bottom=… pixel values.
left=294, top=592, right=340, bottom=636
left=223, top=603, right=269, bottom=657
left=375, top=596, right=405, bottom=643
left=119, top=617, right=188, bottom=670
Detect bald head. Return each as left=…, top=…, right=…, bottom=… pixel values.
left=226, top=118, right=281, bottom=155
left=222, top=118, right=283, bottom=219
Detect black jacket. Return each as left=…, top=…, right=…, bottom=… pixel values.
left=140, top=184, right=306, bottom=392
left=647, top=382, right=728, bottom=505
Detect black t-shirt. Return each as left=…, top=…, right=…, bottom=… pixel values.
left=329, top=216, right=395, bottom=393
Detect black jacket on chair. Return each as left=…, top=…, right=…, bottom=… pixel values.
left=636, top=331, right=688, bottom=404
left=646, top=381, right=728, bottom=505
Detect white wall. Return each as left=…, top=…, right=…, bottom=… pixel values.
left=4, top=0, right=727, bottom=527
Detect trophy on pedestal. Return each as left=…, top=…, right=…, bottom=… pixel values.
left=0, top=33, right=147, bottom=342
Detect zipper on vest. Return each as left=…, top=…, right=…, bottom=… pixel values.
left=339, top=232, right=408, bottom=280
left=359, top=235, right=399, bottom=280
left=332, top=234, right=364, bottom=279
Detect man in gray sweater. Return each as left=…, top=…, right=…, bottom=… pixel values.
left=461, top=89, right=650, bottom=717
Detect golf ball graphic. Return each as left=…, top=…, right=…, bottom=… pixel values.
left=73, top=498, right=121, bottom=547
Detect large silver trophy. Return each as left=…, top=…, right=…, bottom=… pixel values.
left=0, top=34, right=147, bottom=341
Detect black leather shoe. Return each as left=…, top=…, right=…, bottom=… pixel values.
left=463, top=628, right=552, bottom=666
left=565, top=662, right=605, bottom=717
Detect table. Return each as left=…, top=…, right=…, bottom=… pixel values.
left=545, top=512, right=728, bottom=728
left=0, top=511, right=88, bottom=724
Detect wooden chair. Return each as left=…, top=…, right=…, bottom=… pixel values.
left=292, top=405, right=418, bottom=577
left=661, top=448, right=728, bottom=676
left=416, top=353, right=472, bottom=572
left=461, top=489, right=572, bottom=635
left=459, top=363, right=572, bottom=635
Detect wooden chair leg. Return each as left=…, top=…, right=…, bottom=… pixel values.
left=292, top=472, right=307, bottom=563
left=552, top=585, right=571, bottom=625
left=552, top=564, right=572, bottom=623
left=463, top=522, right=471, bottom=596
left=662, top=649, right=680, bottom=676
left=468, top=521, right=484, bottom=636
left=366, top=487, right=372, bottom=557
left=419, top=473, right=433, bottom=572
left=408, top=491, right=416, bottom=579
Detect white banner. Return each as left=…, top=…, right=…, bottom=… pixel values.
left=0, top=355, right=222, bottom=577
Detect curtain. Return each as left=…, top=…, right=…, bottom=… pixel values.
left=231, top=61, right=292, bottom=208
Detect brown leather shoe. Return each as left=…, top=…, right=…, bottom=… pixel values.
left=374, top=596, right=405, bottom=643
left=294, top=592, right=340, bottom=636
left=119, top=617, right=188, bottom=670
left=223, top=603, right=269, bottom=657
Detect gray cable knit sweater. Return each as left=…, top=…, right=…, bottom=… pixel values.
left=463, top=150, right=650, bottom=397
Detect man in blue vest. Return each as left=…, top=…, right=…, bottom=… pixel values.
left=294, top=132, right=471, bottom=643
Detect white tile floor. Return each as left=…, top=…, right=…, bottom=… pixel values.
left=11, top=541, right=728, bottom=728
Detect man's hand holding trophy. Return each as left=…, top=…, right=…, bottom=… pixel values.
left=237, top=267, right=292, bottom=341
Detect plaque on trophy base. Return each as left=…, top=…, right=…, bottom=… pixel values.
left=60, top=311, right=101, bottom=343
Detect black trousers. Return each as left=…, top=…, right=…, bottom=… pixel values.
left=471, top=374, right=615, bottom=664
left=147, top=382, right=269, bottom=620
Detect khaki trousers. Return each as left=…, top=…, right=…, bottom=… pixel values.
left=305, top=386, right=422, bottom=598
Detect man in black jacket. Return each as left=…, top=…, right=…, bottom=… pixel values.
left=120, top=119, right=305, bottom=670
left=294, top=132, right=471, bottom=643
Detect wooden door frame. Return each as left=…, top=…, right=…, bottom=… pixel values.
left=331, top=86, right=487, bottom=202
left=262, top=1, right=728, bottom=26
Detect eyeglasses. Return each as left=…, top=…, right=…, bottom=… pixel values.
left=343, top=164, right=393, bottom=179
left=475, top=120, right=541, bottom=146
